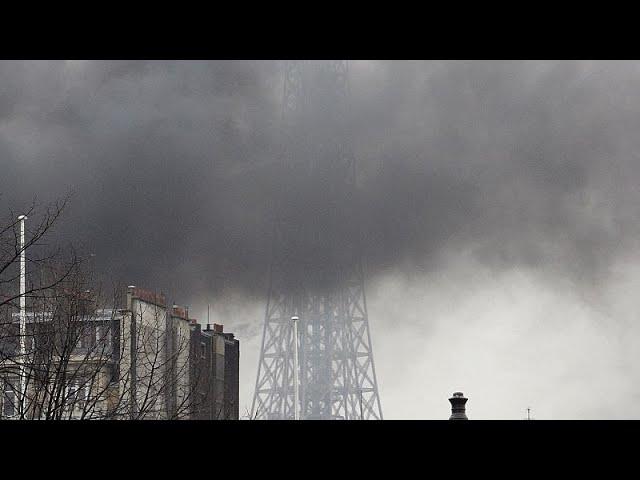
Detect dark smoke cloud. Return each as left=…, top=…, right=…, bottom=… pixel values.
left=1, top=60, right=640, bottom=305
left=355, top=61, right=640, bottom=291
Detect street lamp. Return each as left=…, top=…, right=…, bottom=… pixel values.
left=17, top=214, right=27, bottom=417
left=292, top=315, right=300, bottom=420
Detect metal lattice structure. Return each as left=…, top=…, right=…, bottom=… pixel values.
left=251, top=61, right=383, bottom=420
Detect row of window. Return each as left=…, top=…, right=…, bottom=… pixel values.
left=79, top=325, right=113, bottom=351
left=22, top=324, right=114, bottom=353
left=1, top=380, right=90, bottom=419
left=3, top=383, right=15, bottom=418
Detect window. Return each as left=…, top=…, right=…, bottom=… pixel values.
left=67, top=382, right=78, bottom=401
left=66, top=381, right=88, bottom=419
left=77, top=384, right=87, bottom=404
left=96, top=325, right=111, bottom=351
left=201, top=342, right=206, bottom=359
left=3, top=383, right=16, bottom=418
left=80, top=325, right=94, bottom=351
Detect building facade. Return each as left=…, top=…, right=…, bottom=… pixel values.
left=1, top=285, right=239, bottom=420
left=190, top=323, right=240, bottom=420
left=120, top=286, right=203, bottom=419
left=1, top=293, right=123, bottom=420
left=222, top=330, right=239, bottom=420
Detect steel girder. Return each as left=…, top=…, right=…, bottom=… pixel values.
left=251, top=61, right=382, bottom=420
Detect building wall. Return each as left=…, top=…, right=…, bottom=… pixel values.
left=121, top=287, right=169, bottom=419
left=189, top=324, right=240, bottom=420
left=1, top=308, right=121, bottom=420
left=168, top=306, right=192, bottom=418
left=223, top=334, right=240, bottom=420
left=2, top=286, right=240, bottom=421
left=213, top=334, right=226, bottom=418
left=190, top=325, right=227, bottom=419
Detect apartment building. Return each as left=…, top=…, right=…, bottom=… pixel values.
left=0, top=293, right=122, bottom=420
left=1, top=285, right=239, bottom=420
left=190, top=323, right=239, bottom=420
left=119, top=286, right=193, bottom=419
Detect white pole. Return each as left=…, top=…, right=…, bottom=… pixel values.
left=292, top=315, right=299, bottom=420
left=18, top=214, right=27, bottom=417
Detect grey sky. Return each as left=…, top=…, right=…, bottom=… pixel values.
left=2, top=60, right=640, bottom=418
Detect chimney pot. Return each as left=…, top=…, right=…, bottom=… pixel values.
left=449, top=391, right=468, bottom=420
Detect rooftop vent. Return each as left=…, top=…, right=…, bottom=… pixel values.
left=449, top=391, right=468, bottom=420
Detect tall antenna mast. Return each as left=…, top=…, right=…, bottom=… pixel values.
left=251, top=61, right=383, bottom=420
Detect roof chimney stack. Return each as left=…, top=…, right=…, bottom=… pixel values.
left=449, top=392, right=468, bottom=420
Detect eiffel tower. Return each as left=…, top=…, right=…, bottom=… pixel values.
left=251, top=61, right=383, bottom=420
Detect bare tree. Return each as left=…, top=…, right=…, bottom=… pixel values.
left=242, top=406, right=259, bottom=420
left=0, top=196, right=76, bottom=311
left=0, top=199, right=208, bottom=420
left=1, top=273, right=208, bottom=420
left=0, top=196, right=83, bottom=419
left=118, top=292, right=201, bottom=420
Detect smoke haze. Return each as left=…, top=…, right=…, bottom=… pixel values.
left=2, top=60, right=640, bottom=418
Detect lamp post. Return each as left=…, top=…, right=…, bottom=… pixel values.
left=292, top=316, right=300, bottom=420
left=17, top=214, right=27, bottom=417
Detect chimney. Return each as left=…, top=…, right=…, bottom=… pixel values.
left=213, top=323, right=223, bottom=333
left=449, top=392, right=468, bottom=420
left=126, top=285, right=136, bottom=310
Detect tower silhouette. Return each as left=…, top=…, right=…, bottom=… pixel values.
left=251, top=61, right=383, bottom=420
